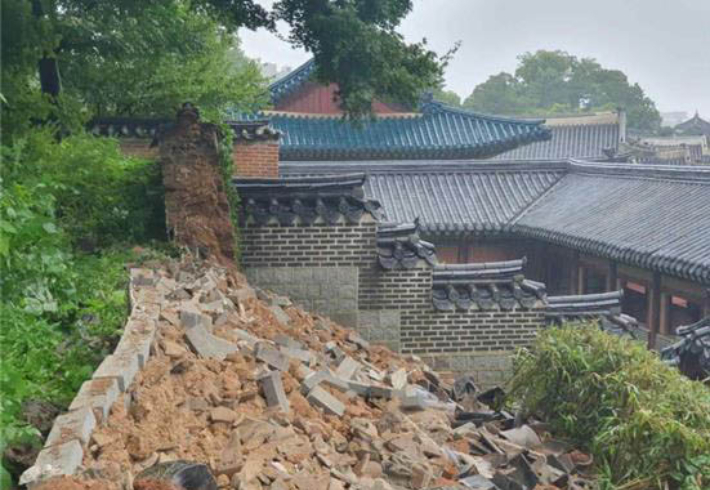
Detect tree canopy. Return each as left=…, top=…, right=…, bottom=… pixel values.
left=462, top=50, right=661, bottom=132
left=1, top=0, right=446, bottom=136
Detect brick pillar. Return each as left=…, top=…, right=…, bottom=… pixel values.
left=231, top=121, right=280, bottom=178
left=159, top=103, right=235, bottom=261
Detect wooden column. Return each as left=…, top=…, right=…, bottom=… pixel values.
left=607, top=261, right=618, bottom=291
left=648, top=272, right=662, bottom=349
left=570, top=251, right=580, bottom=294
left=659, top=292, right=670, bottom=335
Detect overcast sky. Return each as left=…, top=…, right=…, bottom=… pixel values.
left=240, top=0, right=710, bottom=118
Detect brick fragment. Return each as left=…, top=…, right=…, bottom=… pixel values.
left=269, top=305, right=291, bottom=325
left=68, top=378, right=120, bottom=424
left=259, top=371, right=290, bottom=413
left=334, top=357, right=361, bottom=380
left=180, top=306, right=213, bottom=330
left=45, top=406, right=96, bottom=448
left=19, top=440, right=84, bottom=486
left=306, top=386, right=345, bottom=417
left=186, top=323, right=240, bottom=361
left=93, top=351, right=140, bottom=392
left=255, top=343, right=290, bottom=371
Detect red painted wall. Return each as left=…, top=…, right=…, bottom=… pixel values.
left=275, top=82, right=408, bottom=114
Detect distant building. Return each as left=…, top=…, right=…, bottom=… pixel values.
left=259, top=62, right=292, bottom=82
left=661, top=111, right=688, bottom=128
left=674, top=112, right=710, bottom=137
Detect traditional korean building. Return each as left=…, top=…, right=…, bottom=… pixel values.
left=282, top=159, right=710, bottom=342
left=257, top=60, right=709, bottom=344
left=91, top=59, right=710, bottom=348
left=674, top=112, right=710, bottom=137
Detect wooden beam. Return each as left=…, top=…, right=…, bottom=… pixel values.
left=607, top=261, right=618, bottom=291
left=648, top=272, right=662, bottom=350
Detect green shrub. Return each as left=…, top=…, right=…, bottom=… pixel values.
left=0, top=129, right=166, bottom=481
left=2, top=128, right=165, bottom=250
left=509, top=325, right=710, bottom=490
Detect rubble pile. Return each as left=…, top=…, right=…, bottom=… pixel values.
left=38, top=260, right=596, bottom=490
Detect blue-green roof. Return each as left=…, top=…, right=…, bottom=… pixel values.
left=232, top=101, right=551, bottom=161
left=269, top=59, right=316, bottom=105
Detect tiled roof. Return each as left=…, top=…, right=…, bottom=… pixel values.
left=377, top=221, right=437, bottom=270
left=233, top=173, right=382, bottom=226
left=546, top=290, right=623, bottom=323
left=269, top=59, right=316, bottom=105
left=432, top=259, right=546, bottom=312
left=493, top=113, right=621, bottom=161
left=89, top=117, right=279, bottom=142
left=661, top=317, right=710, bottom=379
left=282, top=160, right=566, bottom=235
left=514, top=161, right=710, bottom=285
left=284, top=159, right=710, bottom=284
left=231, top=101, right=552, bottom=161
left=674, top=112, right=710, bottom=136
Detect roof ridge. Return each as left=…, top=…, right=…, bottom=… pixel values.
left=508, top=169, right=568, bottom=225
left=422, top=100, right=546, bottom=125
left=281, top=160, right=570, bottom=174
left=568, top=159, right=710, bottom=184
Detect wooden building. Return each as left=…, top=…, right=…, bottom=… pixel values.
left=283, top=160, right=710, bottom=346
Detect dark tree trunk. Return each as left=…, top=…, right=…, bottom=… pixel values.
left=33, top=0, right=62, bottom=100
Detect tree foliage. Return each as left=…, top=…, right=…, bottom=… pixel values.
left=1, top=0, right=446, bottom=131
left=510, top=326, right=710, bottom=489
left=463, top=50, right=662, bottom=132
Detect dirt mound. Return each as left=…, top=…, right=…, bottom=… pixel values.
left=47, top=259, right=594, bottom=489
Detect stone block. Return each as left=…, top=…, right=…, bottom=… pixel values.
left=274, top=334, right=302, bottom=349
left=269, top=305, right=291, bottom=325
left=301, top=371, right=328, bottom=394
left=19, top=440, right=84, bottom=486
left=93, top=351, right=140, bottom=392
left=233, top=328, right=260, bottom=348
left=302, top=370, right=349, bottom=394
left=68, top=378, right=120, bottom=424
left=471, top=353, right=512, bottom=371
left=389, top=369, right=408, bottom=390
left=346, top=380, right=372, bottom=397
left=307, top=386, right=345, bottom=417
left=45, top=406, right=96, bottom=448
left=186, top=324, right=239, bottom=361
left=116, top=318, right=156, bottom=368
left=130, top=268, right=155, bottom=287
left=400, top=394, right=428, bottom=411
left=255, top=343, right=290, bottom=371
left=380, top=310, right=401, bottom=329
left=279, top=346, right=314, bottom=365
left=180, top=306, right=213, bottom=331
left=334, top=357, right=361, bottom=380
left=259, top=371, right=290, bottom=413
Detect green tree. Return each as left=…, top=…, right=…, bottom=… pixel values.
left=463, top=50, right=661, bottom=132
left=462, top=73, right=531, bottom=115
left=432, top=87, right=461, bottom=107
left=1, top=0, right=446, bottom=131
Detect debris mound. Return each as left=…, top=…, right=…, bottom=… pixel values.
left=39, top=259, right=596, bottom=489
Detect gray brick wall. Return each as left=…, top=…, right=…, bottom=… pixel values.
left=241, top=221, right=377, bottom=328
left=358, top=261, right=543, bottom=355
left=240, top=218, right=545, bottom=384
left=240, top=222, right=378, bottom=268
left=245, top=266, right=359, bottom=327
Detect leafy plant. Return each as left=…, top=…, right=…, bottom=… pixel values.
left=509, top=325, right=710, bottom=489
